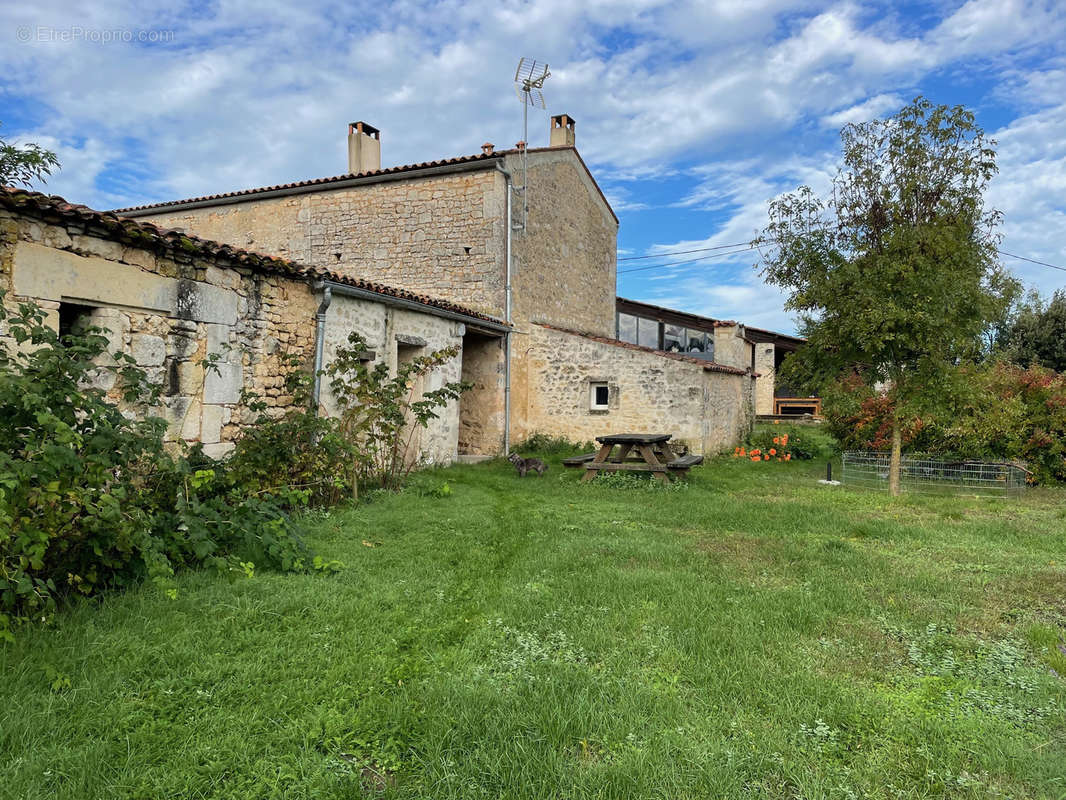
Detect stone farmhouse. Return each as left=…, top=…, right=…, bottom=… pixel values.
left=2, top=113, right=799, bottom=465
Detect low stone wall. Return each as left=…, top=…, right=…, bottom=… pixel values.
left=524, top=324, right=754, bottom=455
left=0, top=207, right=468, bottom=465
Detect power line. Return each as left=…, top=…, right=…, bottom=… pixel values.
left=617, top=241, right=753, bottom=261
left=616, top=241, right=1066, bottom=278
left=618, top=244, right=758, bottom=275
left=997, top=249, right=1066, bottom=274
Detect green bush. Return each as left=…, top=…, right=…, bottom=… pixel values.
left=823, top=363, right=1066, bottom=483
left=514, top=432, right=594, bottom=455
left=225, top=356, right=359, bottom=509
left=0, top=298, right=309, bottom=641
left=743, top=423, right=833, bottom=461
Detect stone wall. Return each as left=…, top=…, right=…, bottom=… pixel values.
left=506, top=149, right=619, bottom=443
left=140, top=170, right=508, bottom=321
left=458, top=332, right=506, bottom=455
left=319, top=294, right=465, bottom=465
left=524, top=325, right=753, bottom=455
left=754, top=342, right=776, bottom=415
left=712, top=324, right=753, bottom=371
left=0, top=208, right=468, bottom=464
left=508, top=149, right=618, bottom=338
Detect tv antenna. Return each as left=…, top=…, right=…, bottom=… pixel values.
left=513, top=58, right=550, bottom=231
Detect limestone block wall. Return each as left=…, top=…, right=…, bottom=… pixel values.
left=508, top=150, right=618, bottom=338
left=458, top=333, right=506, bottom=455
left=319, top=294, right=465, bottom=466
left=506, top=150, right=619, bottom=442
left=712, top=325, right=753, bottom=371
left=524, top=325, right=753, bottom=455
left=139, top=170, right=508, bottom=320
left=754, top=343, right=776, bottom=415
left=0, top=209, right=468, bottom=465
left=0, top=212, right=318, bottom=458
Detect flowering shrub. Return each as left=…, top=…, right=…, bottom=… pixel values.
left=734, top=424, right=825, bottom=462
left=823, top=363, right=1066, bottom=483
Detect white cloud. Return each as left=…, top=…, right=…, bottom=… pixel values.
left=821, top=93, right=905, bottom=129
left=2, top=0, right=1065, bottom=332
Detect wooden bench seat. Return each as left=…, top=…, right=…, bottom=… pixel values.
left=562, top=452, right=599, bottom=467
left=667, top=454, right=703, bottom=469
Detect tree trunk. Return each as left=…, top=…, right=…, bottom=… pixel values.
left=888, top=420, right=902, bottom=497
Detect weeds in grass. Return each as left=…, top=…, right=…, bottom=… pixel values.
left=879, top=620, right=1061, bottom=726
left=588, top=471, right=690, bottom=491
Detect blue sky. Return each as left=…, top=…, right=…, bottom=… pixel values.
left=2, top=0, right=1065, bottom=333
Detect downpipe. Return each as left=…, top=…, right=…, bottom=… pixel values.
left=311, top=283, right=332, bottom=414
left=497, top=161, right=513, bottom=457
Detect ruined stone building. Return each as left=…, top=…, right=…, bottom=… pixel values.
left=2, top=114, right=771, bottom=464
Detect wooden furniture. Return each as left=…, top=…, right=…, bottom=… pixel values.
left=773, top=397, right=822, bottom=417
left=577, top=433, right=703, bottom=484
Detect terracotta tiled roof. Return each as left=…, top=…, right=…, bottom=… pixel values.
left=111, top=152, right=500, bottom=213
left=109, top=145, right=618, bottom=224
left=0, top=186, right=507, bottom=326
left=534, top=322, right=753, bottom=376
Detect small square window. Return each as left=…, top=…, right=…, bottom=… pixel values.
left=590, top=382, right=610, bottom=410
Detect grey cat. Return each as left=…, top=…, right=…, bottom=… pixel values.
left=508, top=452, right=548, bottom=477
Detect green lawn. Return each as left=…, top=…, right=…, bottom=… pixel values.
left=3, top=442, right=1065, bottom=799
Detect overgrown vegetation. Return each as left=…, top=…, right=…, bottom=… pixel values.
left=1, top=453, right=1063, bottom=798
left=823, top=363, right=1066, bottom=483
left=0, top=298, right=308, bottom=642
left=324, top=332, right=467, bottom=493
left=0, top=302, right=468, bottom=639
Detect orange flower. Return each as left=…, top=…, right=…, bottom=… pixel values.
left=784, top=454, right=791, bottom=461
left=763, top=454, right=770, bottom=461
left=751, top=448, right=761, bottom=455
left=738, top=448, right=746, bottom=457
left=751, top=456, right=760, bottom=462
left=769, top=448, right=777, bottom=456
left=773, top=420, right=780, bottom=425
left=781, top=434, right=789, bottom=444
left=772, top=437, right=780, bottom=445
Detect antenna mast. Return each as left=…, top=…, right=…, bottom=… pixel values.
left=513, top=57, right=550, bottom=231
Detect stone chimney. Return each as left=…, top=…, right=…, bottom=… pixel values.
left=550, top=113, right=575, bottom=147
left=481, top=142, right=495, bottom=155
left=347, top=121, right=381, bottom=174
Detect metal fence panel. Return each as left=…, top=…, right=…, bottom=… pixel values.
left=841, top=451, right=1027, bottom=497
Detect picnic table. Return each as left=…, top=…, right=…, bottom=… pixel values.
left=563, top=433, right=703, bottom=484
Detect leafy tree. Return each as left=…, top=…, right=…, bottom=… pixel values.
left=0, top=122, right=60, bottom=187
left=756, top=97, right=1018, bottom=494
left=994, top=289, right=1066, bottom=372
